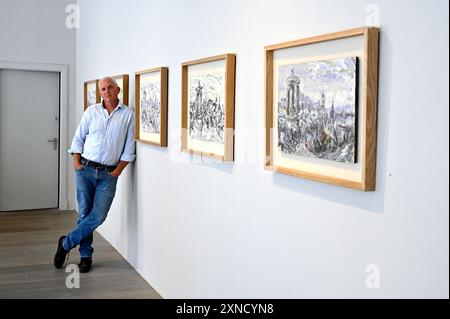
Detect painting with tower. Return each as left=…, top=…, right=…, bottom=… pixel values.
left=188, top=72, right=225, bottom=144
left=277, top=56, right=358, bottom=163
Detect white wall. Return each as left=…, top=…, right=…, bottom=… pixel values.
left=0, top=0, right=77, bottom=209
left=75, top=0, right=449, bottom=298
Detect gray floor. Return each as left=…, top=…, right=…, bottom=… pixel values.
left=0, top=209, right=162, bottom=299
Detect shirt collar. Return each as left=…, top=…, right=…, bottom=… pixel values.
left=101, top=100, right=123, bottom=110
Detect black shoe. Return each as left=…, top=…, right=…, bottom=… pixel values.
left=78, top=257, right=92, bottom=273
left=54, top=236, right=70, bottom=269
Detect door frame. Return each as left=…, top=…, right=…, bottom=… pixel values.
left=0, top=61, right=69, bottom=210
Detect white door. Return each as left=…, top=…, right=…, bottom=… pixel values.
left=0, top=69, right=60, bottom=211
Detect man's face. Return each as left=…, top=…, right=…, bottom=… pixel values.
left=99, top=79, right=120, bottom=104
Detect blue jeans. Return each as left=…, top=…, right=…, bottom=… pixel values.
left=63, top=166, right=118, bottom=258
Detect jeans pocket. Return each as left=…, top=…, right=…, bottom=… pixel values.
left=107, top=171, right=118, bottom=178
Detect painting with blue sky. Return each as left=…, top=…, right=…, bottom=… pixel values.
left=277, top=56, right=358, bottom=163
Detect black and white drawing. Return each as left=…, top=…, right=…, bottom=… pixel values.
left=277, top=56, right=358, bottom=163
left=140, top=77, right=161, bottom=134
left=87, top=84, right=97, bottom=107
left=188, top=73, right=225, bottom=144
left=115, top=78, right=124, bottom=104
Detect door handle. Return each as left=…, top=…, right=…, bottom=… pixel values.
left=47, top=138, right=58, bottom=150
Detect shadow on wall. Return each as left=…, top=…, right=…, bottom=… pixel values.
left=122, top=143, right=170, bottom=266
left=193, top=160, right=235, bottom=175
left=138, top=142, right=170, bottom=155
left=138, top=136, right=235, bottom=175
left=271, top=31, right=394, bottom=215
left=124, top=160, right=138, bottom=265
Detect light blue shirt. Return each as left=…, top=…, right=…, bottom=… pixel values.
left=69, top=102, right=136, bottom=166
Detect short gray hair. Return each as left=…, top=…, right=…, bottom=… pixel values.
left=98, top=76, right=119, bottom=88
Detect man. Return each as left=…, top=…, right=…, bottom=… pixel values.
left=54, top=77, right=135, bottom=273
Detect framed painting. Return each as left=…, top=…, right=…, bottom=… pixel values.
left=265, top=27, right=379, bottom=191
left=181, top=54, right=236, bottom=162
left=112, top=74, right=129, bottom=106
left=83, top=79, right=100, bottom=110
left=135, top=67, right=168, bottom=147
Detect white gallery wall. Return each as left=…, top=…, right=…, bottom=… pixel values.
left=0, top=0, right=77, bottom=208
left=75, top=0, right=449, bottom=298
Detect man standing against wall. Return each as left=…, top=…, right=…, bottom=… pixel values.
left=54, top=77, right=135, bottom=273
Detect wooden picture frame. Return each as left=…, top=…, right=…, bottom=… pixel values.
left=135, top=67, right=168, bottom=147
left=83, top=79, right=100, bottom=110
left=112, top=74, right=129, bottom=106
left=265, top=27, right=379, bottom=191
left=181, top=54, right=236, bottom=162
